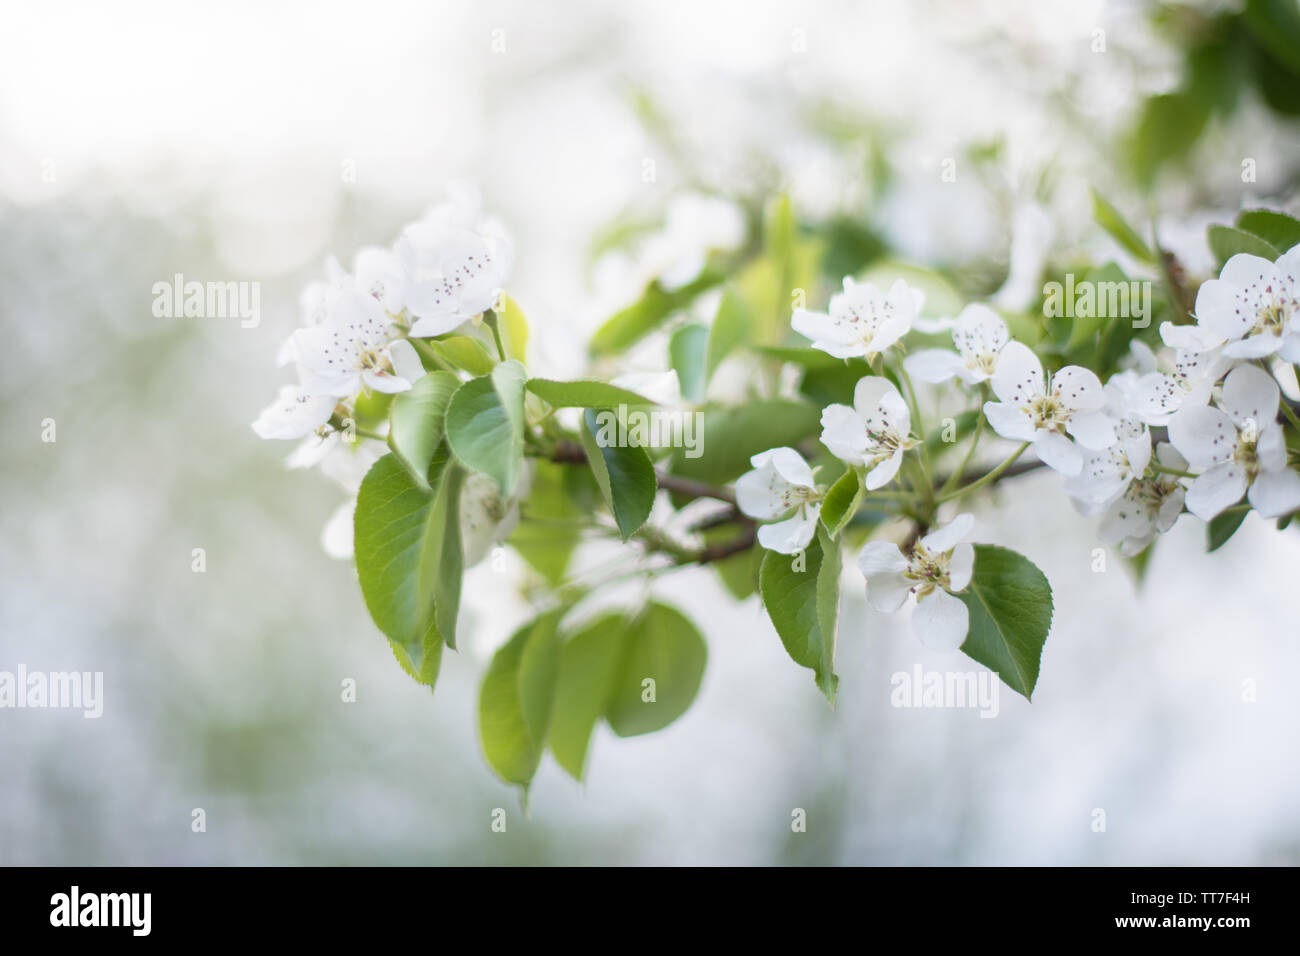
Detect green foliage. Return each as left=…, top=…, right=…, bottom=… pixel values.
left=819, top=468, right=863, bottom=538
left=445, top=361, right=527, bottom=494
left=579, top=409, right=657, bottom=540
left=956, top=545, right=1053, bottom=700
left=387, top=371, right=459, bottom=489
left=526, top=378, right=654, bottom=408
left=759, top=528, right=841, bottom=705
left=484, top=603, right=708, bottom=787
left=669, top=323, right=709, bottom=402
left=354, top=452, right=464, bottom=678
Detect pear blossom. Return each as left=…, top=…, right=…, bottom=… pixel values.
left=820, top=377, right=916, bottom=489
left=1064, top=414, right=1152, bottom=516
left=735, top=447, right=822, bottom=554
left=857, top=513, right=975, bottom=651
left=395, top=186, right=513, bottom=337
left=1129, top=348, right=1230, bottom=425
left=792, top=277, right=921, bottom=359
left=1160, top=245, right=1300, bottom=360
left=292, top=287, right=425, bottom=398
left=1168, top=364, right=1300, bottom=520
left=251, top=385, right=335, bottom=440
left=982, top=341, right=1115, bottom=475
left=1096, top=443, right=1187, bottom=556
left=904, top=303, right=1011, bottom=385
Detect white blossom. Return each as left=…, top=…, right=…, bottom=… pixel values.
left=1161, top=244, right=1300, bottom=360
left=857, top=513, right=975, bottom=651
left=735, top=447, right=821, bottom=554
left=982, top=341, right=1115, bottom=475
left=1097, top=443, right=1187, bottom=556
left=904, top=303, right=1011, bottom=385
left=291, top=287, right=424, bottom=398
left=251, top=385, right=335, bottom=440
left=1168, top=363, right=1300, bottom=520
left=820, top=377, right=916, bottom=489
left=792, top=277, right=920, bottom=359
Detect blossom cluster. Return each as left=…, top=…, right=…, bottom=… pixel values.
left=735, top=243, right=1300, bottom=648
left=251, top=184, right=518, bottom=562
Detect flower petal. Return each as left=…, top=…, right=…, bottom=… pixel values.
left=990, top=340, right=1043, bottom=405
left=1168, top=404, right=1238, bottom=468
left=913, top=589, right=969, bottom=651
left=1066, top=410, right=1117, bottom=450
left=1034, top=431, right=1083, bottom=475
left=983, top=400, right=1036, bottom=441
left=919, top=512, right=974, bottom=553
left=1184, top=462, right=1248, bottom=520
left=757, top=508, right=820, bottom=554
left=1247, top=468, right=1300, bottom=519
left=1219, top=363, right=1279, bottom=428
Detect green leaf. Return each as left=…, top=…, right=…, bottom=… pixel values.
left=478, top=610, right=564, bottom=787
left=605, top=603, right=708, bottom=737
left=444, top=360, right=527, bottom=494
left=669, top=323, right=709, bottom=402
left=508, top=460, right=588, bottom=586
left=956, top=545, right=1053, bottom=700
left=1207, top=506, right=1248, bottom=552
left=1235, top=209, right=1300, bottom=253
left=387, top=371, right=460, bottom=489
left=706, top=289, right=752, bottom=380
left=819, top=468, right=862, bottom=538
left=1132, top=92, right=1209, bottom=187
left=354, top=452, right=464, bottom=673
left=500, top=294, right=530, bottom=361
left=759, top=530, right=840, bottom=704
left=1091, top=189, right=1154, bottom=263
left=590, top=271, right=722, bottom=355
left=387, top=627, right=443, bottom=689
left=579, top=409, right=657, bottom=540
left=548, top=613, right=626, bottom=779
left=1243, top=0, right=1300, bottom=75
left=525, top=378, right=654, bottom=409
left=668, top=399, right=820, bottom=488
left=1208, top=224, right=1280, bottom=268
left=426, top=334, right=496, bottom=375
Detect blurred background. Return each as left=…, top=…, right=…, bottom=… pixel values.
left=2, top=0, right=1299, bottom=864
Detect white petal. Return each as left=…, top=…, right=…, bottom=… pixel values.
left=990, top=340, right=1044, bottom=405
left=1052, top=366, right=1105, bottom=413
left=791, top=309, right=846, bottom=345
left=864, top=448, right=904, bottom=490
left=1160, top=321, right=1224, bottom=352
left=1167, top=404, right=1238, bottom=468
left=858, top=540, right=908, bottom=576
left=983, top=400, right=1036, bottom=442
left=1034, top=431, right=1083, bottom=475
left=1066, top=410, right=1117, bottom=450
left=757, top=508, right=820, bottom=554
left=913, top=589, right=969, bottom=651
left=919, top=513, right=974, bottom=553
left=321, top=500, right=356, bottom=560
left=947, top=541, right=975, bottom=592
left=904, top=349, right=965, bottom=384
left=865, top=572, right=912, bottom=613
left=1247, top=469, right=1300, bottom=518
left=1219, top=363, right=1279, bottom=428
left=362, top=369, right=413, bottom=394
left=820, top=403, right=868, bottom=464
left=1184, top=463, right=1248, bottom=520
left=761, top=447, right=816, bottom=488
left=389, top=338, right=426, bottom=385
left=735, top=468, right=794, bottom=520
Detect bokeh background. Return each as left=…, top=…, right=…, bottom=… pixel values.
left=3, top=0, right=1299, bottom=864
